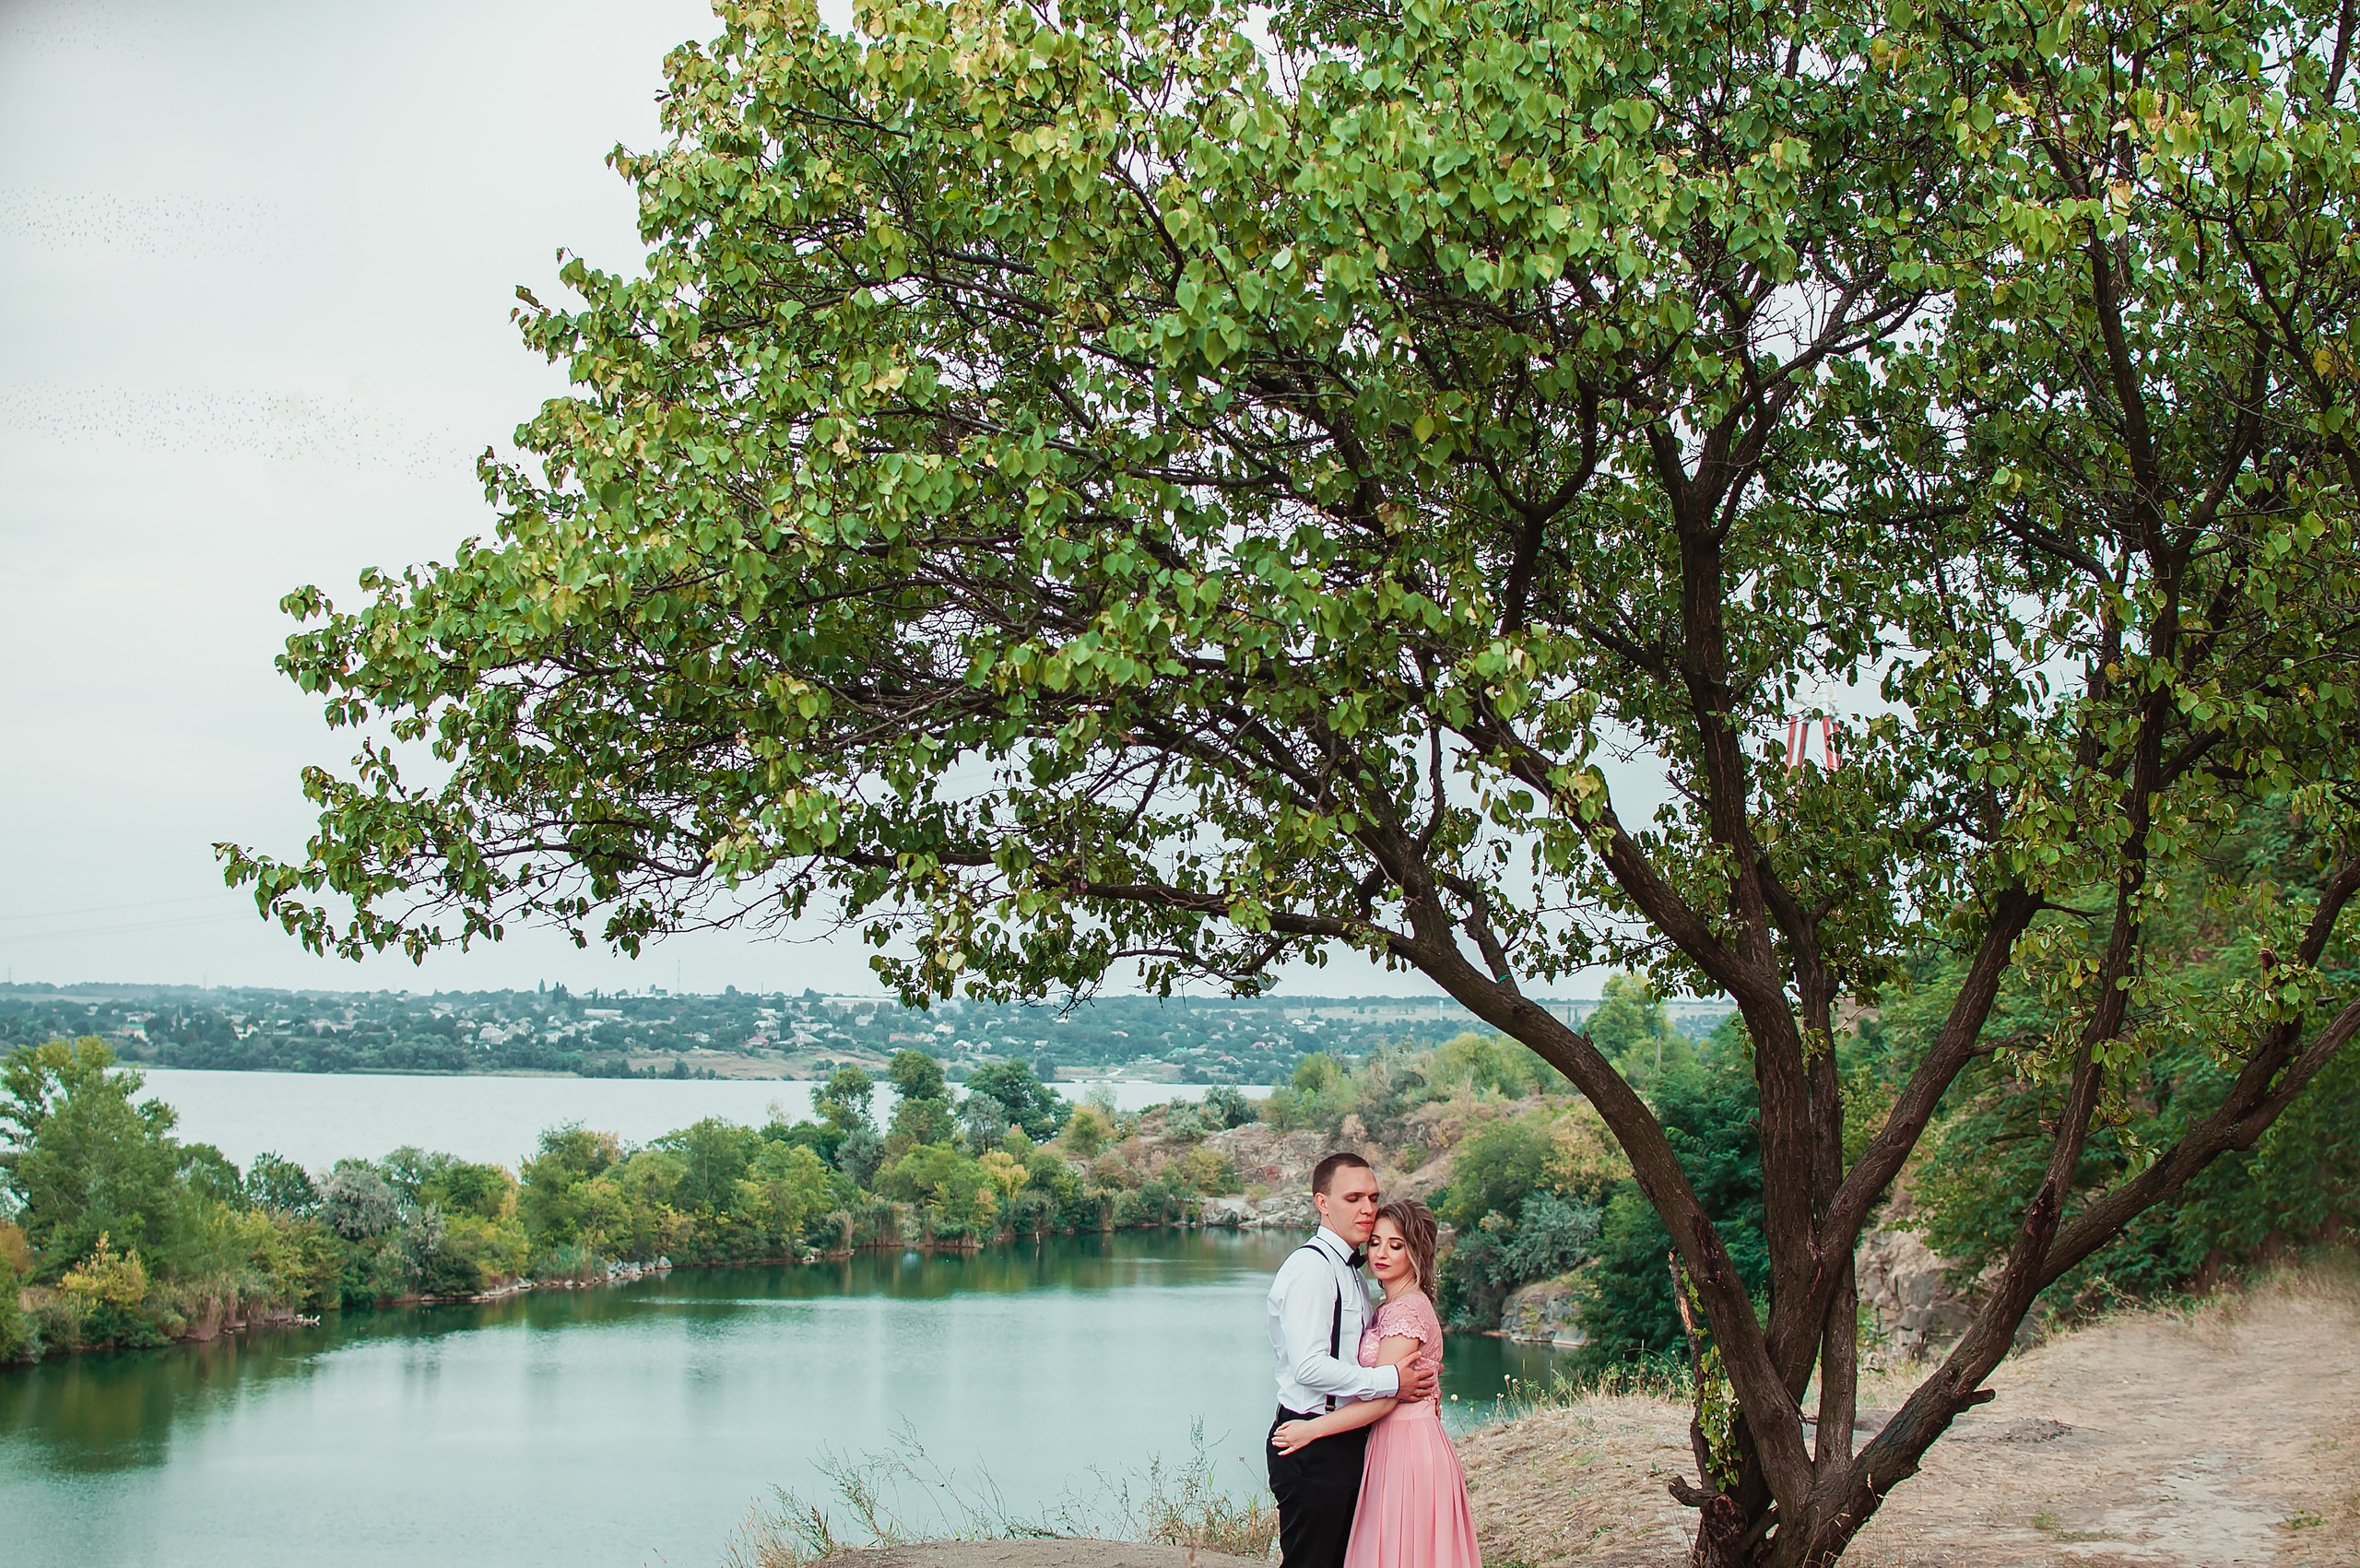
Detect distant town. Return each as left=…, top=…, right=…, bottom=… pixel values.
left=0, top=982, right=1733, bottom=1083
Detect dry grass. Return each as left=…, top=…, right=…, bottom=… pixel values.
left=1461, top=1256, right=2360, bottom=1568
left=722, top=1420, right=1276, bottom=1568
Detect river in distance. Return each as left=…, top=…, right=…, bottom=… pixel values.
left=130, top=1067, right=1260, bottom=1169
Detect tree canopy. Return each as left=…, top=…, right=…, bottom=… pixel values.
left=229, top=0, right=2360, bottom=1559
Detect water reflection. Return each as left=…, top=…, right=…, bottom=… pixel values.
left=0, top=1326, right=329, bottom=1471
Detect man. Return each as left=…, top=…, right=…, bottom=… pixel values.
left=1265, top=1150, right=1438, bottom=1568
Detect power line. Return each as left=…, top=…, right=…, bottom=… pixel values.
left=0, top=893, right=238, bottom=925
left=0, top=914, right=252, bottom=946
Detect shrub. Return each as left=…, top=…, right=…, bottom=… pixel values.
left=0, top=1230, right=30, bottom=1362
left=1435, top=1191, right=1604, bottom=1329
left=1504, top=1191, right=1604, bottom=1279
left=656, top=1118, right=763, bottom=1215
left=1160, top=1102, right=1208, bottom=1142
left=834, top=1125, right=887, bottom=1188
left=1427, top=1032, right=1558, bottom=1099
left=1436, top=1215, right=1518, bottom=1328
left=321, top=1161, right=401, bottom=1241
left=960, top=1094, right=1011, bottom=1149
left=243, top=1152, right=321, bottom=1216
left=736, top=1141, right=844, bottom=1252
left=1201, top=1086, right=1253, bottom=1129
left=1062, top=1105, right=1114, bottom=1158
left=963, top=1059, right=1068, bottom=1140
left=879, top=1144, right=999, bottom=1237
left=1435, top=1115, right=1553, bottom=1230
left=58, top=1233, right=165, bottom=1349
left=1178, top=1146, right=1240, bottom=1197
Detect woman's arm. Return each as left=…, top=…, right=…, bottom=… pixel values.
left=1270, top=1334, right=1423, bottom=1455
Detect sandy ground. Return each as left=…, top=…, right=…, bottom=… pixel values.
left=1459, top=1266, right=2360, bottom=1567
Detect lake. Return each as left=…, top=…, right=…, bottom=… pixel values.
left=131, top=1067, right=1260, bottom=1169
left=0, top=1232, right=1576, bottom=1568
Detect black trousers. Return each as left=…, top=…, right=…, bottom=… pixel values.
left=1267, top=1405, right=1371, bottom=1568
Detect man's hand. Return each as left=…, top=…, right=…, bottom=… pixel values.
left=1396, top=1358, right=1438, bottom=1402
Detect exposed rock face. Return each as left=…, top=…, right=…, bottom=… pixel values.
left=1856, top=1226, right=1976, bottom=1358
left=1500, top=1276, right=1587, bottom=1346
left=1197, top=1123, right=1441, bottom=1228
left=1202, top=1125, right=1329, bottom=1227
left=1199, top=1192, right=1316, bottom=1229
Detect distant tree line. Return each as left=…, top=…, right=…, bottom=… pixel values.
left=0, top=1039, right=1260, bottom=1363
left=0, top=984, right=1593, bottom=1084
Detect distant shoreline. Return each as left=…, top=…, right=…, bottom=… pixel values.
left=6, top=979, right=1633, bottom=1088
left=126, top=1062, right=1244, bottom=1086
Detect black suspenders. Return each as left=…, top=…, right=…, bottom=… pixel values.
left=1294, top=1242, right=1349, bottom=1412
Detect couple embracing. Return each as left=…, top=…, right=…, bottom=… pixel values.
left=1263, top=1152, right=1481, bottom=1568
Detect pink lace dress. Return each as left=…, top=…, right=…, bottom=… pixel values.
left=1341, top=1289, right=1481, bottom=1568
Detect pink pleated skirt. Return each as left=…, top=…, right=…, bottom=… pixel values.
left=1339, top=1403, right=1482, bottom=1568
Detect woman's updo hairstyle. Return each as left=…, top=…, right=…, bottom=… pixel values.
left=1377, top=1198, right=1439, bottom=1294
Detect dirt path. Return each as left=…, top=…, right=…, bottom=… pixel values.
left=1460, top=1266, right=2360, bottom=1567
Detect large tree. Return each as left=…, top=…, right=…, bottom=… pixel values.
left=228, top=0, right=2360, bottom=1560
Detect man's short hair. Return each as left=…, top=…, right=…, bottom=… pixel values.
left=1312, top=1151, right=1375, bottom=1195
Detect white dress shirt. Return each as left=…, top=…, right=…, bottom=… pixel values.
left=1267, top=1224, right=1401, bottom=1414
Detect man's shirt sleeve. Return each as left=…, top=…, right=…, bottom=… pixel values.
left=1270, top=1250, right=1400, bottom=1403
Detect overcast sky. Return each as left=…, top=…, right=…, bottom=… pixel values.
left=0, top=0, right=1515, bottom=998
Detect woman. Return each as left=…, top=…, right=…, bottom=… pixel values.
left=1271, top=1198, right=1482, bottom=1568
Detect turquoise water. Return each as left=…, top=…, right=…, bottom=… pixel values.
left=0, top=1232, right=1575, bottom=1568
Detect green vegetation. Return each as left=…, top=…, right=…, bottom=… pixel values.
left=1281, top=959, right=2352, bottom=1373
left=1871, top=812, right=2360, bottom=1317
left=228, top=0, right=2360, bottom=1555
left=0, top=1036, right=1254, bottom=1362
left=1261, top=990, right=1772, bottom=1364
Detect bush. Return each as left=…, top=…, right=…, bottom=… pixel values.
left=656, top=1118, right=763, bottom=1215
left=1908, top=937, right=2360, bottom=1313
left=833, top=1125, right=887, bottom=1188
left=1426, top=1032, right=1558, bottom=1099
left=1201, top=1086, right=1253, bottom=1129
left=964, top=1059, right=1068, bottom=1140
left=1504, top=1191, right=1604, bottom=1279
left=1435, top=1115, right=1554, bottom=1230
left=1062, top=1105, right=1114, bottom=1158
left=1435, top=1191, right=1604, bottom=1329
left=321, top=1162, right=401, bottom=1241
left=518, top=1124, right=622, bottom=1245
left=878, top=1144, right=999, bottom=1238
left=243, top=1152, right=320, bottom=1216
left=1161, top=1102, right=1208, bottom=1141
left=0, top=1230, right=30, bottom=1362
left=1177, top=1146, right=1240, bottom=1197
left=736, top=1141, right=844, bottom=1253
left=58, top=1233, right=165, bottom=1349
left=1436, top=1216, right=1518, bottom=1328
